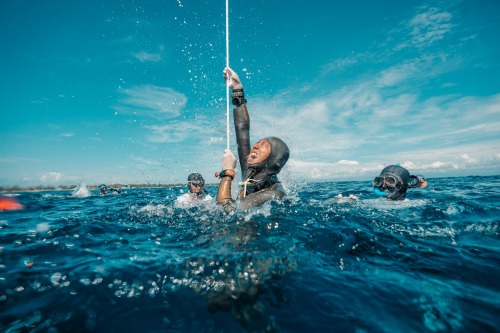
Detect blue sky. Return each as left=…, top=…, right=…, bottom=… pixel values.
left=1, top=0, right=499, bottom=187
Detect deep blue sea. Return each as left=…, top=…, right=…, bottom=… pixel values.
left=1, top=176, right=499, bottom=333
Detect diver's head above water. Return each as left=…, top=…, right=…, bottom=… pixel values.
left=98, top=184, right=107, bottom=195
left=372, top=165, right=410, bottom=201
left=372, top=165, right=427, bottom=200
left=246, top=137, right=289, bottom=180
left=187, top=173, right=206, bottom=196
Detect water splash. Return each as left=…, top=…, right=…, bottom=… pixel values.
left=71, top=183, right=91, bottom=198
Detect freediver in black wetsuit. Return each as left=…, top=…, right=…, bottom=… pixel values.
left=207, top=68, right=292, bottom=332
left=216, top=67, right=290, bottom=213
left=372, top=165, right=428, bottom=200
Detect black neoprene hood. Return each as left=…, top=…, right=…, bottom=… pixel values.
left=379, top=165, right=410, bottom=184
left=378, top=165, right=410, bottom=201
left=248, top=136, right=290, bottom=178
left=187, top=173, right=204, bottom=182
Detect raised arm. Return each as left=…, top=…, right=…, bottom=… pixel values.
left=224, top=67, right=250, bottom=175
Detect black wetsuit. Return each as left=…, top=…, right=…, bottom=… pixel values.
left=218, top=103, right=288, bottom=212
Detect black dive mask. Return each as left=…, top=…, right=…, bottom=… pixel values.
left=189, top=179, right=205, bottom=187
left=373, top=175, right=402, bottom=188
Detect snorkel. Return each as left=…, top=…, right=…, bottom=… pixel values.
left=373, top=187, right=387, bottom=197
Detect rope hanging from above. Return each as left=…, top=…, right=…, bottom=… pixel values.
left=225, top=0, right=230, bottom=150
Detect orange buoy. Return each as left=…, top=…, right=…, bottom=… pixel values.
left=0, top=196, right=25, bottom=211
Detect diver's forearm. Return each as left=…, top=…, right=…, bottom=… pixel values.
left=216, top=176, right=236, bottom=213
left=233, top=103, right=250, bottom=174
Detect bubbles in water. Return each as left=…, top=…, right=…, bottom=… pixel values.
left=79, top=278, right=92, bottom=286
left=137, top=203, right=171, bottom=217
left=37, top=223, right=50, bottom=233
left=361, top=198, right=428, bottom=210
left=50, top=272, right=62, bottom=285
left=444, top=205, right=462, bottom=215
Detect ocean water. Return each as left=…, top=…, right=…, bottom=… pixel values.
left=1, top=176, right=499, bottom=333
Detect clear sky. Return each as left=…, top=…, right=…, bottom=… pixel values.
left=1, top=0, right=499, bottom=187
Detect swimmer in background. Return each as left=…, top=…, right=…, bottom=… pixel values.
left=372, top=165, right=427, bottom=201
left=175, top=173, right=213, bottom=205
left=98, top=184, right=121, bottom=195
left=216, top=67, right=290, bottom=213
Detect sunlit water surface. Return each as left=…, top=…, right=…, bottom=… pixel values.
left=1, top=176, right=499, bottom=332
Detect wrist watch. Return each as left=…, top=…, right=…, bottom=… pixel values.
left=232, top=89, right=246, bottom=107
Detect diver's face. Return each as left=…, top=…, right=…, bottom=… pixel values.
left=189, top=179, right=205, bottom=195
left=190, top=183, right=203, bottom=194
left=247, top=139, right=271, bottom=164
left=373, top=174, right=405, bottom=200
left=372, top=176, right=407, bottom=200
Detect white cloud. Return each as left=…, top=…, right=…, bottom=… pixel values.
left=114, top=85, right=187, bottom=120
left=143, top=117, right=212, bottom=143
left=429, top=161, right=446, bottom=168
left=378, top=61, right=420, bottom=87
left=320, top=56, right=359, bottom=75
left=409, top=8, right=453, bottom=48
left=30, top=97, right=50, bottom=104
left=132, top=51, right=162, bottom=62
left=286, top=159, right=372, bottom=180
left=459, top=154, right=477, bottom=163
left=337, top=160, right=359, bottom=166
left=40, top=172, right=63, bottom=182
left=144, top=124, right=187, bottom=143
left=130, top=155, right=161, bottom=165
left=393, top=7, right=454, bottom=51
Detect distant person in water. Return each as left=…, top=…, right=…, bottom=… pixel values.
left=175, top=173, right=213, bottom=204
left=216, top=67, right=290, bottom=213
left=372, top=165, right=427, bottom=201
left=98, top=184, right=121, bottom=195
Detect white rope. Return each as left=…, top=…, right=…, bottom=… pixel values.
left=225, top=0, right=230, bottom=150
